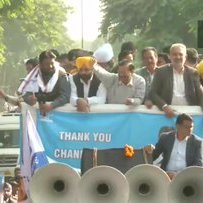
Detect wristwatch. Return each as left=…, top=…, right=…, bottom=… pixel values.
left=162, top=104, right=168, bottom=110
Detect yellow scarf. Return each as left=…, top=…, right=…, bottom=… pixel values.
left=197, top=61, right=203, bottom=75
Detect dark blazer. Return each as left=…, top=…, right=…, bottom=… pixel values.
left=149, top=64, right=203, bottom=110
left=136, top=66, right=153, bottom=101
left=153, top=131, right=203, bottom=171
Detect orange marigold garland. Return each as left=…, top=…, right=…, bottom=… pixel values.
left=124, top=144, right=134, bottom=158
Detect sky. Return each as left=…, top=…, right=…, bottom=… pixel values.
left=65, top=0, right=102, bottom=41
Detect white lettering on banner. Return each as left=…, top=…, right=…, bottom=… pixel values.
left=59, top=132, right=112, bottom=143
left=93, top=133, right=111, bottom=143
left=54, top=149, right=83, bottom=159
left=59, top=132, right=90, bottom=141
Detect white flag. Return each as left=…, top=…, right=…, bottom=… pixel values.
left=21, top=110, right=48, bottom=201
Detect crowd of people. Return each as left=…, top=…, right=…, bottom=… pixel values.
left=0, top=41, right=202, bottom=201
left=1, top=42, right=203, bottom=116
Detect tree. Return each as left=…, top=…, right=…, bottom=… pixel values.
left=0, top=0, right=73, bottom=93
left=100, top=0, right=203, bottom=50
left=0, top=0, right=27, bottom=65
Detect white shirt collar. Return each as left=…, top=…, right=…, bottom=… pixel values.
left=80, top=74, right=94, bottom=85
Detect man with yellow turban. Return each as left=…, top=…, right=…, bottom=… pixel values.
left=69, top=56, right=106, bottom=112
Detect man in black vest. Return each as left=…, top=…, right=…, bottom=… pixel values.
left=70, top=56, right=106, bottom=112
left=22, top=50, right=70, bottom=115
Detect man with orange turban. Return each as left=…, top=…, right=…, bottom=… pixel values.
left=70, top=56, right=106, bottom=112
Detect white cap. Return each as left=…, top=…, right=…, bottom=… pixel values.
left=93, top=43, right=114, bottom=63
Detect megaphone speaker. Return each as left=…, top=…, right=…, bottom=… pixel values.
left=30, top=163, right=80, bottom=203
left=169, top=166, right=203, bottom=203
left=125, top=164, right=171, bottom=203
left=78, top=165, right=129, bottom=203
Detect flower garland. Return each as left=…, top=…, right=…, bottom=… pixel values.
left=124, top=144, right=134, bottom=158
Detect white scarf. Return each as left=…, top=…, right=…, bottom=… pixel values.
left=37, top=67, right=59, bottom=92
left=17, top=66, right=39, bottom=95
left=18, top=63, right=61, bottom=95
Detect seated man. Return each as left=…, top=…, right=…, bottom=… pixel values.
left=94, top=59, right=146, bottom=105
left=22, top=50, right=70, bottom=115
left=145, top=113, right=202, bottom=179
left=70, top=57, right=106, bottom=112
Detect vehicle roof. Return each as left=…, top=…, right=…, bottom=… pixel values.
left=0, top=112, right=20, bottom=125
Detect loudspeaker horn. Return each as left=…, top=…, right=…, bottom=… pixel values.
left=30, top=163, right=80, bottom=203
left=125, top=164, right=171, bottom=203
left=168, top=166, right=203, bottom=203
left=78, top=165, right=129, bottom=203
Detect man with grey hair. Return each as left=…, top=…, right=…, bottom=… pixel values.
left=149, top=43, right=203, bottom=118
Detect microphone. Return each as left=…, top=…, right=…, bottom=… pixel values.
left=37, top=93, right=47, bottom=116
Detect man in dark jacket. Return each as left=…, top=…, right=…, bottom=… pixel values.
left=149, top=43, right=203, bottom=118
left=145, top=113, right=202, bottom=179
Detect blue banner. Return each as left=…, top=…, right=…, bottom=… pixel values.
left=36, top=111, right=203, bottom=168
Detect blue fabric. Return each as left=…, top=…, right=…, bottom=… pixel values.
left=37, top=111, right=203, bottom=168
left=31, top=151, right=49, bottom=176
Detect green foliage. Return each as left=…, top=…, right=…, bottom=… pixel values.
left=3, top=0, right=72, bottom=56
left=0, top=0, right=73, bottom=93
left=100, top=0, right=202, bottom=50
left=0, top=24, right=5, bottom=65
left=0, top=0, right=26, bottom=65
